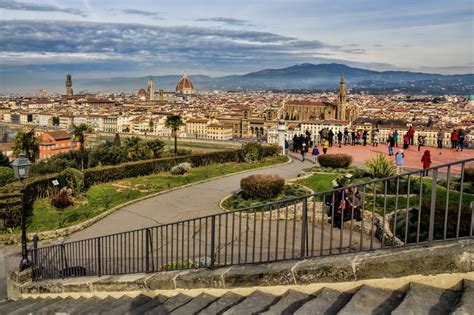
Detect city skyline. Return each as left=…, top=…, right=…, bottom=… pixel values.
left=0, top=0, right=473, bottom=92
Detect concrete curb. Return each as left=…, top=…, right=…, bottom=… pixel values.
left=17, top=156, right=292, bottom=242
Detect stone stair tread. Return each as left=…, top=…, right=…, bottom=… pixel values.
left=222, top=290, right=280, bottom=315
left=127, top=295, right=168, bottom=315
left=170, top=292, right=218, bottom=315
left=392, top=283, right=460, bottom=315
left=35, top=297, right=76, bottom=314
left=197, top=292, right=244, bottom=315
left=148, top=293, right=192, bottom=313
left=338, top=285, right=405, bottom=315
left=260, top=289, right=313, bottom=315
left=73, top=297, right=116, bottom=314
left=452, top=279, right=474, bottom=315
left=10, top=297, right=63, bottom=315
left=0, top=298, right=35, bottom=313
left=101, top=294, right=152, bottom=315
left=294, top=288, right=353, bottom=315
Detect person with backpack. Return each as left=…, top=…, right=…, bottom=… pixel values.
left=312, top=145, right=320, bottom=163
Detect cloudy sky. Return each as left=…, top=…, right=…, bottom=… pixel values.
left=0, top=0, right=472, bottom=91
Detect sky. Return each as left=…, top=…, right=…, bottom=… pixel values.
left=0, top=0, right=473, bottom=91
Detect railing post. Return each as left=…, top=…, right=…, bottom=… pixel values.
left=428, top=169, right=438, bottom=245
left=210, top=216, right=216, bottom=268
left=145, top=228, right=154, bottom=272
left=32, top=234, right=38, bottom=280
left=470, top=201, right=474, bottom=238
left=301, top=197, right=308, bottom=258
left=97, top=237, right=101, bottom=277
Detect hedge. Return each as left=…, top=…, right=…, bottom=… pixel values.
left=240, top=174, right=285, bottom=199
left=317, top=154, right=353, bottom=168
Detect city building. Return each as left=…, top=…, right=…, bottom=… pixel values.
left=38, top=130, right=78, bottom=160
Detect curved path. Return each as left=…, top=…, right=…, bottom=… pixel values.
left=66, top=157, right=311, bottom=242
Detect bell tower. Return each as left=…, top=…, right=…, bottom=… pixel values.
left=65, top=73, right=73, bottom=96
left=337, top=74, right=347, bottom=120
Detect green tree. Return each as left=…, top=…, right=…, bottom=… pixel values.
left=73, top=123, right=92, bottom=170
left=144, top=139, right=165, bottom=159
left=165, top=115, right=184, bottom=155
left=124, top=136, right=142, bottom=160
left=0, top=151, right=10, bottom=167
left=13, top=128, right=39, bottom=162
left=0, top=166, right=15, bottom=187
left=112, top=133, right=121, bottom=146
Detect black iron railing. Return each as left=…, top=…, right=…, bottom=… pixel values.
left=30, top=158, right=474, bottom=280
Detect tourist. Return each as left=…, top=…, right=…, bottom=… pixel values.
left=284, top=139, right=289, bottom=152
left=417, top=134, right=425, bottom=152
left=351, top=129, right=356, bottom=146
left=301, top=143, right=306, bottom=162
left=312, top=145, right=320, bottom=163
left=337, top=131, right=343, bottom=147
left=322, top=138, right=329, bottom=154
left=372, top=128, right=379, bottom=147
left=328, top=129, right=334, bottom=147
left=362, top=130, right=368, bottom=146
left=356, top=130, right=361, bottom=144
left=421, top=150, right=432, bottom=176
left=408, top=126, right=415, bottom=145
left=343, top=128, right=349, bottom=145
left=457, top=129, right=465, bottom=152
left=387, top=135, right=395, bottom=156
left=292, top=134, right=298, bottom=152
left=437, top=128, right=444, bottom=149
left=393, top=129, right=399, bottom=147
left=403, top=132, right=410, bottom=149
left=451, top=129, right=458, bottom=149
left=395, top=149, right=404, bottom=175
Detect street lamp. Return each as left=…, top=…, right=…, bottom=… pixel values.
left=12, top=154, right=32, bottom=271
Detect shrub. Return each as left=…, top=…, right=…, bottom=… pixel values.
left=240, top=174, right=285, bottom=199
left=170, top=162, right=192, bottom=175
left=317, top=154, right=353, bottom=168
left=241, top=142, right=264, bottom=162
left=58, top=168, right=84, bottom=193
left=465, top=167, right=474, bottom=182
left=365, top=154, right=396, bottom=179
left=0, top=167, right=15, bottom=187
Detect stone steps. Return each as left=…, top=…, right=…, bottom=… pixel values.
left=0, top=279, right=472, bottom=314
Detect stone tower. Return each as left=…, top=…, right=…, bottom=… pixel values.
left=337, top=74, right=347, bottom=120
left=147, top=78, right=155, bottom=101
left=65, top=73, right=73, bottom=96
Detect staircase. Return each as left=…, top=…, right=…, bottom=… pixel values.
left=1, top=279, right=472, bottom=314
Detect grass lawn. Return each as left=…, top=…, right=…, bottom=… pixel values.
left=17, top=156, right=288, bottom=234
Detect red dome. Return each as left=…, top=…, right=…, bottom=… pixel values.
left=138, top=88, right=146, bottom=96
left=176, top=73, right=194, bottom=92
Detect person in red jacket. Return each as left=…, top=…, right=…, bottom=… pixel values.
left=408, top=126, right=415, bottom=145
left=451, top=130, right=458, bottom=149
left=421, top=150, right=431, bottom=176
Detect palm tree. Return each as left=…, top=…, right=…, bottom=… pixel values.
left=144, top=139, right=165, bottom=159
left=73, top=123, right=91, bottom=169
left=124, top=136, right=141, bottom=160
left=165, top=115, right=184, bottom=155
left=13, top=128, right=39, bottom=162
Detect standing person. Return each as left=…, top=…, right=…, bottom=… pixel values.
left=457, top=129, right=465, bottom=152
left=437, top=128, right=444, bottom=149
left=292, top=134, right=298, bottom=153
left=351, top=130, right=356, bottom=146
left=343, top=128, right=349, bottom=145
left=451, top=129, right=458, bottom=149
left=322, top=138, right=329, bottom=154
left=372, top=128, right=379, bottom=147
left=403, top=132, right=410, bottom=149
left=318, top=129, right=323, bottom=144
left=356, top=130, right=361, bottom=145
left=337, top=131, right=343, bottom=147
left=408, top=126, right=415, bottom=145
left=328, top=129, right=334, bottom=147
left=388, top=136, right=395, bottom=156
left=312, top=145, right=320, bottom=163
left=417, top=134, right=425, bottom=152
left=393, top=129, right=399, bottom=147
left=421, top=150, right=432, bottom=176
left=395, top=149, right=404, bottom=175
left=362, top=130, right=368, bottom=146
left=301, top=143, right=306, bottom=162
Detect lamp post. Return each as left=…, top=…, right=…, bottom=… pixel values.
left=12, top=154, right=32, bottom=271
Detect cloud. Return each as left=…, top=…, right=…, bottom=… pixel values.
left=195, top=17, right=253, bottom=26
left=120, top=9, right=163, bottom=18
left=0, top=0, right=86, bottom=17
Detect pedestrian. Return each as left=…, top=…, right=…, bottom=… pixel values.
left=312, top=145, right=320, bottom=163
left=343, top=128, right=349, bottom=145
left=408, top=126, right=415, bottom=145
left=387, top=136, right=395, bottom=156
left=403, top=133, right=410, bottom=149
left=395, top=149, right=404, bottom=175
left=393, top=129, right=399, bottom=147
left=362, top=130, right=368, bottom=146
left=284, top=139, right=289, bottom=152
left=301, top=143, right=306, bottom=162
left=351, top=130, right=356, bottom=146
left=457, top=129, right=465, bottom=152
left=421, top=149, right=431, bottom=176
left=322, top=138, right=329, bottom=154
left=417, top=134, right=425, bottom=152
left=372, top=129, right=379, bottom=147
left=437, top=128, right=444, bottom=149
left=356, top=130, right=361, bottom=145
left=337, top=131, right=343, bottom=147
left=292, top=134, right=298, bottom=153
left=451, top=129, right=458, bottom=149
left=328, top=129, right=334, bottom=147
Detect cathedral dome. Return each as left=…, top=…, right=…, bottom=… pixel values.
left=137, top=88, right=147, bottom=97
left=176, top=73, right=194, bottom=93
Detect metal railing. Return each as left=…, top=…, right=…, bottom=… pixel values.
left=30, top=158, right=474, bottom=280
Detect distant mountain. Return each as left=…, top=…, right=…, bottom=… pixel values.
left=76, top=63, right=474, bottom=95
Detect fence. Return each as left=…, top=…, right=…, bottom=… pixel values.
left=30, top=158, right=474, bottom=280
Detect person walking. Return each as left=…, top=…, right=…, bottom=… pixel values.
left=328, top=129, right=334, bottom=147
left=372, top=128, right=379, bottom=147
left=436, top=129, right=444, bottom=149
left=393, top=129, right=399, bottom=147
left=403, top=132, right=410, bottom=149
left=457, top=129, right=465, bottom=152
left=343, top=128, right=349, bottom=145
left=451, top=129, right=458, bottom=149
left=408, top=126, right=415, bottom=145
left=292, top=134, right=298, bottom=153
left=421, top=150, right=431, bottom=176
left=322, top=138, right=329, bottom=154
left=351, top=130, right=356, bottom=146
left=362, top=130, right=368, bottom=146
left=417, top=134, right=425, bottom=152
left=337, top=131, right=343, bottom=147
left=388, top=136, right=395, bottom=156
left=312, top=145, right=320, bottom=163
left=395, top=149, right=404, bottom=175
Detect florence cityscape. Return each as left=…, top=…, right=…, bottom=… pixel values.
left=0, top=0, right=473, bottom=314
